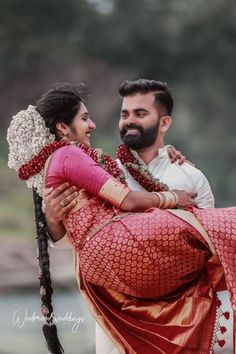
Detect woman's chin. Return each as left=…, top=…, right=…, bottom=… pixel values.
left=82, top=138, right=91, bottom=146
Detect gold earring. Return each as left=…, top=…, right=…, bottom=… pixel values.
left=62, top=133, right=68, bottom=141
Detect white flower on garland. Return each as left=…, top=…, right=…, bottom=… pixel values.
left=7, top=105, right=56, bottom=197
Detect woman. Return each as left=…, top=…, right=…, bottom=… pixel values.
left=7, top=83, right=236, bottom=354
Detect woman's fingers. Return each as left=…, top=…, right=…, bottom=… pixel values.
left=167, top=146, right=187, bottom=164
left=167, top=146, right=179, bottom=163
left=189, top=192, right=197, bottom=199
left=177, top=155, right=186, bottom=165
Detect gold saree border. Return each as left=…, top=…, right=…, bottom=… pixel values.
left=98, top=178, right=130, bottom=208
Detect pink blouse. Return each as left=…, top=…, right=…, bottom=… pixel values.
left=46, top=145, right=129, bottom=207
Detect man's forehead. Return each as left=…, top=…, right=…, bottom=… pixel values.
left=121, top=92, right=155, bottom=110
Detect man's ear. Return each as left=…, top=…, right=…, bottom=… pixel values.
left=55, top=122, right=69, bottom=137
left=159, top=115, right=172, bottom=133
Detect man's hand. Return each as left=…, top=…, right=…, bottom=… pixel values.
left=167, top=146, right=195, bottom=166
left=44, top=183, right=78, bottom=222
left=44, top=183, right=78, bottom=241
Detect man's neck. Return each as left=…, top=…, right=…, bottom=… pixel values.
left=134, top=142, right=164, bottom=165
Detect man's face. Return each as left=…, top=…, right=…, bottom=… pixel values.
left=119, top=92, right=161, bottom=150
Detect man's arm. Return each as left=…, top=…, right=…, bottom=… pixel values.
left=44, top=183, right=78, bottom=242
left=191, top=170, right=215, bottom=208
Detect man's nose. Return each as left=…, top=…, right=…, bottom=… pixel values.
left=126, top=113, right=136, bottom=125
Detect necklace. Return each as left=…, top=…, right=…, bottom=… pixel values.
left=19, top=141, right=168, bottom=193
left=18, top=140, right=126, bottom=184
left=116, top=144, right=168, bottom=192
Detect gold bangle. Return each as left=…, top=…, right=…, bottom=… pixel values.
left=152, top=191, right=178, bottom=209
left=152, top=192, right=164, bottom=208
left=169, top=191, right=178, bottom=207
left=161, top=191, right=178, bottom=209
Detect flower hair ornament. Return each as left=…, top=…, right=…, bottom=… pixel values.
left=7, top=105, right=56, bottom=197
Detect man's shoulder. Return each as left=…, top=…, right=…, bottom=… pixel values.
left=174, top=161, right=213, bottom=193
left=177, top=161, right=203, bottom=176
left=168, top=160, right=210, bottom=186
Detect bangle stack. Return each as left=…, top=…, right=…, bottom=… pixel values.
left=152, top=191, right=178, bottom=209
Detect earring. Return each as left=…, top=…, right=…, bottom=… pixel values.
left=62, top=133, right=68, bottom=141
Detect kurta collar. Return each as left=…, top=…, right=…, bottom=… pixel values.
left=130, top=146, right=170, bottom=168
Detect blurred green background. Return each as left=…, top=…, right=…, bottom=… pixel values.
left=0, top=0, right=235, bottom=353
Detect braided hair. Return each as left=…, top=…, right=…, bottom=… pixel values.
left=32, top=83, right=89, bottom=353
left=33, top=189, right=64, bottom=354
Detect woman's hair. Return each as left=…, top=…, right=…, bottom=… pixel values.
left=33, top=190, right=64, bottom=354
left=33, top=82, right=89, bottom=353
left=36, top=82, right=89, bottom=140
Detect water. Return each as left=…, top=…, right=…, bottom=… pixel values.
left=0, top=291, right=95, bottom=354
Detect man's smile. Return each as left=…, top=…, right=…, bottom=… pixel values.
left=126, top=129, right=141, bottom=135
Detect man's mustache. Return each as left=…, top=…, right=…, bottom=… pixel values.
left=120, top=124, right=144, bottom=135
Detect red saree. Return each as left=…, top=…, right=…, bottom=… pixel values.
left=46, top=145, right=236, bottom=353
left=66, top=203, right=235, bottom=353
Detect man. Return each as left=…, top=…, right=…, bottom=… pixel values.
left=45, top=79, right=232, bottom=353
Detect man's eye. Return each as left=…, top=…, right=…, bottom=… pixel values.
left=138, top=112, right=146, bottom=117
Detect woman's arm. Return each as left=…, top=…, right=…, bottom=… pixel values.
left=47, top=145, right=196, bottom=213
left=120, top=189, right=197, bottom=212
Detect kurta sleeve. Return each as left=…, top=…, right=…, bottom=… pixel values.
left=47, top=145, right=130, bottom=207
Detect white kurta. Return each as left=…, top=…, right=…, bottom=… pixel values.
left=49, top=146, right=232, bottom=354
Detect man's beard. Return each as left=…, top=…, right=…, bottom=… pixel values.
left=120, top=121, right=160, bottom=150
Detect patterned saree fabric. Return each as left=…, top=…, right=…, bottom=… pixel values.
left=65, top=201, right=236, bottom=353
left=46, top=146, right=236, bottom=353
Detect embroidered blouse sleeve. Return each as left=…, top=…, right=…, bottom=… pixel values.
left=48, top=145, right=130, bottom=207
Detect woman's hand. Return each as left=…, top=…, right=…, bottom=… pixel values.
left=173, top=190, right=198, bottom=208
left=167, top=146, right=195, bottom=166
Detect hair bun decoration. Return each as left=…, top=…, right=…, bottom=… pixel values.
left=7, top=105, right=56, bottom=197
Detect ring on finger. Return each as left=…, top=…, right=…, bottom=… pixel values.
left=60, top=200, right=66, bottom=207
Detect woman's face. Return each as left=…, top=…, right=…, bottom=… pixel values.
left=60, top=103, right=96, bottom=146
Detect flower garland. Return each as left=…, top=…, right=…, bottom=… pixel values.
left=116, top=144, right=169, bottom=192
left=77, top=144, right=126, bottom=184
left=19, top=140, right=69, bottom=180
left=18, top=140, right=126, bottom=185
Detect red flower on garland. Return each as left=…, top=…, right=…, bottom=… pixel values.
left=116, top=144, right=168, bottom=192
left=18, top=140, right=69, bottom=180
left=18, top=140, right=126, bottom=184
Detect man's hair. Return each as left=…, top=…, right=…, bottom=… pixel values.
left=119, top=79, right=173, bottom=115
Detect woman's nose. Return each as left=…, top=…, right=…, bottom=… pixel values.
left=89, top=119, right=96, bottom=130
